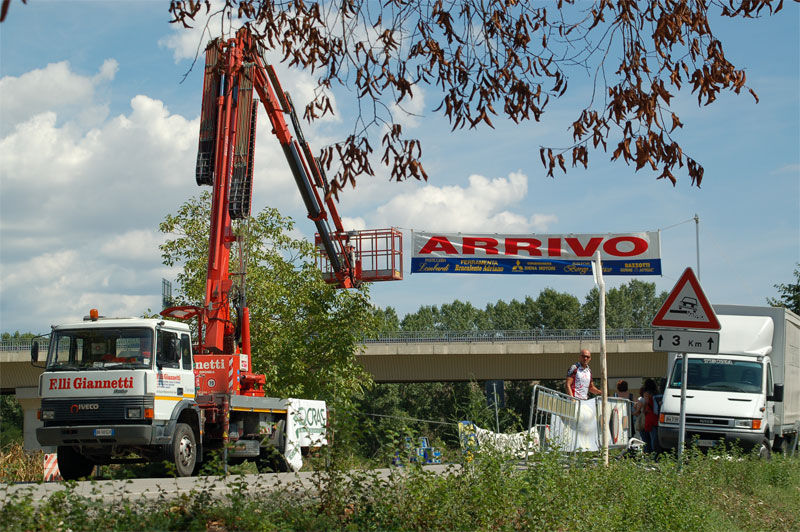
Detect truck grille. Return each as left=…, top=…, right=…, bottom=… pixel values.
left=685, top=416, right=730, bottom=427
left=43, top=397, right=154, bottom=425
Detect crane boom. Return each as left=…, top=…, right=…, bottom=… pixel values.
left=163, top=27, right=401, bottom=395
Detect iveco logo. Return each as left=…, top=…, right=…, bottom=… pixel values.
left=697, top=419, right=714, bottom=424
left=70, top=403, right=100, bottom=413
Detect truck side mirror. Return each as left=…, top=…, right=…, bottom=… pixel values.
left=31, top=341, right=39, bottom=363
left=768, top=384, right=784, bottom=402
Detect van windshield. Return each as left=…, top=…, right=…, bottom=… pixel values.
left=48, top=328, right=153, bottom=370
left=668, top=358, right=762, bottom=393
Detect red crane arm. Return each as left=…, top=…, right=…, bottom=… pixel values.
left=163, top=27, right=402, bottom=389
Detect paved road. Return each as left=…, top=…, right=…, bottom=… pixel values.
left=0, top=464, right=456, bottom=506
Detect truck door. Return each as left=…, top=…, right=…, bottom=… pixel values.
left=766, top=361, right=776, bottom=433
left=154, top=329, right=196, bottom=419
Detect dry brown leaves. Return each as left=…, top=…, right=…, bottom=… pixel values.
left=168, top=0, right=784, bottom=196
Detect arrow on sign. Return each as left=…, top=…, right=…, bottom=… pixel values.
left=652, top=328, right=720, bottom=354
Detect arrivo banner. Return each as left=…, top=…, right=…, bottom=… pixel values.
left=411, top=231, right=661, bottom=276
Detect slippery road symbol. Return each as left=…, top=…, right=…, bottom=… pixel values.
left=651, top=268, right=720, bottom=330
left=668, top=297, right=702, bottom=318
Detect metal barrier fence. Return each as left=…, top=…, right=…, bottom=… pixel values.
left=0, top=328, right=653, bottom=351
left=528, top=385, right=633, bottom=454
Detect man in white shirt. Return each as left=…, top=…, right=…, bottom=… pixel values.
left=565, top=349, right=602, bottom=400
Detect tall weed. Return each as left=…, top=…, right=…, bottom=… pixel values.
left=0, top=443, right=42, bottom=482
left=1, top=449, right=797, bottom=531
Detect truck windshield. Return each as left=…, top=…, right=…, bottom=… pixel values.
left=668, top=358, right=762, bottom=393
left=48, top=328, right=153, bottom=370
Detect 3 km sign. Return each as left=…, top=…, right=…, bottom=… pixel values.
left=651, top=267, right=720, bottom=354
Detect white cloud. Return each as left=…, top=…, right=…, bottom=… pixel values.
left=0, top=62, right=200, bottom=333
left=367, top=171, right=557, bottom=233
left=0, top=60, right=117, bottom=135
left=340, top=217, right=367, bottom=232
left=100, top=230, right=165, bottom=262
left=771, top=163, right=800, bottom=175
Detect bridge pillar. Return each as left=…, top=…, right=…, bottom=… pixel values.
left=16, top=387, right=50, bottom=452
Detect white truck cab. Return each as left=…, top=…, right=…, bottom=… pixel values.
left=658, top=305, right=799, bottom=457
left=35, top=315, right=202, bottom=478
left=34, top=312, right=329, bottom=480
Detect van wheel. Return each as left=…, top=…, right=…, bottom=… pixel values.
left=169, top=423, right=197, bottom=477
left=774, top=437, right=788, bottom=457
left=57, top=446, right=95, bottom=481
left=757, top=438, right=772, bottom=460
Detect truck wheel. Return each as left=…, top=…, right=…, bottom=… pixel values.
left=57, top=446, right=95, bottom=481
left=169, top=423, right=197, bottom=477
left=757, top=438, right=772, bottom=460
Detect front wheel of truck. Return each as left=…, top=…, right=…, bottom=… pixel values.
left=57, top=446, right=95, bottom=481
left=169, top=423, right=197, bottom=477
left=757, top=438, right=772, bottom=460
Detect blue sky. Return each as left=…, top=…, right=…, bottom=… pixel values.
left=1, top=1, right=798, bottom=334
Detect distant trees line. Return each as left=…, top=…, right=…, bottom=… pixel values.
left=374, top=279, right=668, bottom=333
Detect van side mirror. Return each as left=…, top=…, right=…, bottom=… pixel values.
left=769, top=384, right=784, bottom=402
left=31, top=341, right=39, bottom=363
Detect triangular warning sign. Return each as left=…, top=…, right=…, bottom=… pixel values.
left=651, top=268, right=720, bottom=330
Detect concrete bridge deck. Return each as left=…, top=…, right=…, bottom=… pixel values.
left=2, top=329, right=662, bottom=391
left=360, top=329, right=661, bottom=382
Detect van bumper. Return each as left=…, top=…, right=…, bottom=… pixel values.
left=658, top=425, right=764, bottom=451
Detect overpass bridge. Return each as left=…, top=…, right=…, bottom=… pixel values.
left=1, top=328, right=662, bottom=391
left=1, top=330, right=662, bottom=452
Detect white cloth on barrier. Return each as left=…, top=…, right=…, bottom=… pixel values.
left=549, top=399, right=600, bottom=451
left=547, top=398, right=631, bottom=452
left=468, top=424, right=541, bottom=457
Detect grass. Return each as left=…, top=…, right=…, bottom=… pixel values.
left=1, top=446, right=798, bottom=531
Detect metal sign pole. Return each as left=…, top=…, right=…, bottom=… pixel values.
left=677, top=353, right=689, bottom=467
left=594, top=252, right=609, bottom=466
left=493, top=382, right=500, bottom=434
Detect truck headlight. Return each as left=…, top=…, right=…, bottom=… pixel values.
left=126, top=407, right=142, bottom=419
left=40, top=409, right=55, bottom=420
left=663, top=414, right=680, bottom=424
left=734, top=419, right=762, bottom=430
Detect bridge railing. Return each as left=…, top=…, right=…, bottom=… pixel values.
left=0, top=328, right=654, bottom=351
left=0, top=339, right=47, bottom=352
left=365, top=328, right=653, bottom=344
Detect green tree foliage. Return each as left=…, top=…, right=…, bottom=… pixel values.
left=0, top=395, right=23, bottom=448
left=534, top=288, right=582, bottom=329
left=159, top=191, right=377, bottom=402
left=438, top=300, right=482, bottom=330
left=767, top=263, right=800, bottom=315
left=400, top=305, right=441, bottom=331
left=0, top=331, right=36, bottom=341
left=581, top=280, right=668, bottom=328
left=350, top=380, right=515, bottom=459
left=372, top=306, right=400, bottom=333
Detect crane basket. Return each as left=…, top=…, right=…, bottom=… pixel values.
left=315, top=228, right=403, bottom=286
